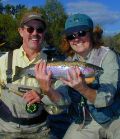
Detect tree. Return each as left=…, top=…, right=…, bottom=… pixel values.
left=0, top=0, right=4, bottom=14
left=43, top=0, right=67, bottom=48
left=15, top=4, right=26, bottom=15
left=4, top=4, right=13, bottom=14
left=0, top=1, right=68, bottom=52
left=112, top=33, right=120, bottom=53
left=103, top=34, right=120, bottom=53
left=0, top=13, right=21, bottom=51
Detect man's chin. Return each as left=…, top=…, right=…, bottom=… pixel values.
left=29, top=45, right=41, bottom=51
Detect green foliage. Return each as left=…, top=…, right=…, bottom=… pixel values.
left=0, top=0, right=67, bottom=51
left=112, top=33, right=120, bottom=53
left=1, top=0, right=120, bottom=54
left=0, top=14, right=21, bottom=51
left=43, top=0, right=67, bottom=48
left=0, top=0, right=3, bottom=13
left=0, top=3, right=27, bottom=51
left=103, top=34, right=120, bottom=53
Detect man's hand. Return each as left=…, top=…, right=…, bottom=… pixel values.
left=34, top=60, right=62, bottom=103
left=23, top=90, right=41, bottom=105
left=35, top=60, right=52, bottom=94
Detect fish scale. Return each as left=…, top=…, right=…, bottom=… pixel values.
left=13, top=61, right=104, bottom=81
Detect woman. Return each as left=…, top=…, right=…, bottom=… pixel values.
left=58, top=13, right=120, bottom=139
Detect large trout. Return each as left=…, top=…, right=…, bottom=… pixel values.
left=13, top=61, right=103, bottom=83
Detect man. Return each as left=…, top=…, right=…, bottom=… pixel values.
left=0, top=11, right=70, bottom=139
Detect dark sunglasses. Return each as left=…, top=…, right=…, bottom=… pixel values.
left=24, top=26, right=45, bottom=34
left=66, top=30, right=88, bottom=41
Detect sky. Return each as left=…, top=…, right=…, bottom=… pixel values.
left=2, top=0, right=120, bottom=36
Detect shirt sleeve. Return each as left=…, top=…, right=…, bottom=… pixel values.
left=41, top=80, right=71, bottom=115
left=55, top=84, right=71, bottom=106
left=0, top=53, right=8, bottom=98
left=41, top=84, right=71, bottom=106
left=0, top=71, right=2, bottom=98
left=94, top=50, right=119, bottom=108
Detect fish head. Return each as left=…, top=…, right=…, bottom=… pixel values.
left=94, top=67, right=104, bottom=77
left=80, top=64, right=104, bottom=78
left=80, top=67, right=95, bottom=77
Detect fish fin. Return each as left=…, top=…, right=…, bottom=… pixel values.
left=85, top=77, right=95, bottom=84
left=12, top=66, right=23, bottom=81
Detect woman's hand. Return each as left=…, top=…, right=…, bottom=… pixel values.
left=61, top=66, right=88, bottom=93
left=61, top=66, right=96, bottom=103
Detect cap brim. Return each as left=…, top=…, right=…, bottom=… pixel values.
left=62, top=25, right=90, bottom=35
left=21, top=16, right=46, bottom=28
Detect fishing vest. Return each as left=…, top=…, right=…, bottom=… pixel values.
left=67, top=46, right=120, bottom=124
left=86, top=46, right=120, bottom=124
left=0, top=50, right=48, bottom=124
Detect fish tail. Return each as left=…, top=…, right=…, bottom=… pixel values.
left=12, top=66, right=23, bottom=81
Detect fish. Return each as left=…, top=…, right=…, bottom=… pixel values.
left=13, top=61, right=104, bottom=82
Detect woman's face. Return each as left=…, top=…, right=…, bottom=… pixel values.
left=66, top=31, right=92, bottom=57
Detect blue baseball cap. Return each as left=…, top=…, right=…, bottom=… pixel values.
left=63, top=13, right=93, bottom=35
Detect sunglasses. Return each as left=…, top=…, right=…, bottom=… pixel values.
left=66, top=30, right=88, bottom=41
left=24, top=26, right=45, bottom=34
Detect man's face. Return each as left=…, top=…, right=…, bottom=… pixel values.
left=19, top=20, right=45, bottom=51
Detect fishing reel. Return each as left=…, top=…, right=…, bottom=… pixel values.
left=44, top=104, right=64, bottom=115
left=26, top=102, right=63, bottom=115
left=26, top=103, right=39, bottom=114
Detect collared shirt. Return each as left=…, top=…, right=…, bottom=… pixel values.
left=73, top=50, right=92, bottom=62
left=0, top=46, right=47, bottom=88
left=0, top=46, right=71, bottom=118
left=0, top=46, right=47, bottom=117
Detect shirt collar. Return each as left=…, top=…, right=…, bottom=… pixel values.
left=18, top=46, right=25, bottom=57
left=73, top=50, right=92, bottom=62
left=18, top=46, right=42, bottom=63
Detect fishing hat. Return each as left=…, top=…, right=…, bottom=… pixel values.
left=63, top=13, right=93, bottom=35
left=20, top=12, right=46, bottom=28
